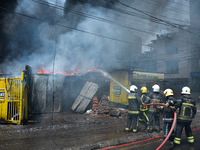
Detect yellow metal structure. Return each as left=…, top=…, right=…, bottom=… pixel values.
left=109, top=70, right=165, bottom=106
left=109, top=70, right=129, bottom=105
left=0, top=72, right=28, bottom=124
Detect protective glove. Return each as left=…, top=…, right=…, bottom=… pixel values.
left=165, top=103, right=169, bottom=107
left=157, top=105, right=164, bottom=109
left=142, top=105, right=146, bottom=109
left=171, top=106, right=176, bottom=110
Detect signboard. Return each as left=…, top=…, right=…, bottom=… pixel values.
left=133, top=71, right=164, bottom=81
left=0, top=89, right=5, bottom=100
left=112, top=86, right=121, bottom=95
left=190, top=72, right=200, bottom=77
left=109, top=71, right=129, bottom=105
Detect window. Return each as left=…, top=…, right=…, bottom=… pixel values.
left=165, top=42, right=178, bottom=54
left=166, top=60, right=179, bottom=74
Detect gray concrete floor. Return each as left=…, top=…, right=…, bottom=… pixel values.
left=0, top=104, right=200, bottom=150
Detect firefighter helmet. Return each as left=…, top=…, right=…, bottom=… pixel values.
left=141, top=86, right=147, bottom=93
left=130, top=85, right=137, bottom=92
left=152, top=84, right=160, bottom=92
left=163, top=89, right=174, bottom=97
left=181, top=86, right=190, bottom=95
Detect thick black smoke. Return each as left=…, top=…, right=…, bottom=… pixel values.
left=0, top=0, right=191, bottom=74
left=0, top=0, right=18, bottom=63
left=0, top=0, right=140, bottom=74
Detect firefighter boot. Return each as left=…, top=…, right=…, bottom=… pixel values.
left=133, top=129, right=137, bottom=133
left=171, top=142, right=181, bottom=148
left=155, top=127, right=160, bottom=133
left=124, top=128, right=130, bottom=133
left=147, top=127, right=153, bottom=133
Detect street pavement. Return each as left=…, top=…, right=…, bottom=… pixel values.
left=0, top=104, right=199, bottom=150
left=101, top=128, right=200, bottom=150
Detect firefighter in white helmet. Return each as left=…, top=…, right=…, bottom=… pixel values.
left=173, top=86, right=197, bottom=147
left=124, top=85, right=141, bottom=133
left=146, top=84, right=165, bottom=133
left=161, top=88, right=176, bottom=142
left=139, top=86, right=150, bottom=131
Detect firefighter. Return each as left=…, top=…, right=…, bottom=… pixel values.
left=161, top=89, right=176, bottom=142
left=146, top=84, right=164, bottom=133
left=173, top=86, right=197, bottom=147
left=139, top=86, right=150, bottom=131
left=124, top=85, right=141, bottom=133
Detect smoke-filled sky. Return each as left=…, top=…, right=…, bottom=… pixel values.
left=0, top=0, right=190, bottom=74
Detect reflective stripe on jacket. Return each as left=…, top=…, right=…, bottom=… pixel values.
left=148, top=92, right=164, bottom=112
left=128, top=92, right=141, bottom=114
left=175, top=95, right=196, bottom=122
left=140, top=94, right=149, bottom=111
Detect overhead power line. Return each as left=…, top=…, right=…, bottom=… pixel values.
left=65, top=0, right=200, bottom=36
left=32, top=0, right=156, bottom=35
left=33, top=0, right=200, bottom=38
left=71, top=0, right=183, bottom=28
left=30, top=0, right=200, bottom=49
left=116, top=0, right=182, bottom=28
left=140, top=0, right=190, bottom=15
left=0, top=6, right=143, bottom=45
left=115, top=0, right=200, bottom=37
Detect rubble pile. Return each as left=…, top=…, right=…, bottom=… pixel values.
left=91, top=95, right=128, bottom=117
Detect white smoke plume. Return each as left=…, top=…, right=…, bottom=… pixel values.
left=0, top=0, right=190, bottom=74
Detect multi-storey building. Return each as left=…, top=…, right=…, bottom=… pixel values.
left=144, top=0, right=200, bottom=99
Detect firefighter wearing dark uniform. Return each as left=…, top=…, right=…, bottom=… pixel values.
left=146, top=84, right=164, bottom=133
left=124, top=85, right=141, bottom=133
left=139, top=86, right=150, bottom=130
left=173, top=86, right=197, bottom=147
left=162, top=89, right=176, bottom=142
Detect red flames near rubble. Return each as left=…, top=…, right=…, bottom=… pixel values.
left=37, top=66, right=97, bottom=75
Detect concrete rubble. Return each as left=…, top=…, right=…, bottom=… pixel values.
left=91, top=99, right=128, bottom=117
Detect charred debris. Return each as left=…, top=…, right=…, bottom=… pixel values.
left=30, top=67, right=128, bottom=120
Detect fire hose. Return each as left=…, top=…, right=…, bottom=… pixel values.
left=142, top=103, right=177, bottom=150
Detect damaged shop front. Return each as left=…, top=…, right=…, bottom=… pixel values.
left=31, top=67, right=129, bottom=118
left=0, top=65, right=166, bottom=125
left=31, top=71, right=110, bottom=113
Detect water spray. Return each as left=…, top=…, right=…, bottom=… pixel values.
left=98, top=69, right=130, bottom=93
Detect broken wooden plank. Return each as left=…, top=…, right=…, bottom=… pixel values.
left=71, top=95, right=84, bottom=111
left=79, top=81, right=93, bottom=97
left=75, top=97, right=91, bottom=113
left=85, top=83, right=99, bottom=99
left=71, top=81, right=99, bottom=113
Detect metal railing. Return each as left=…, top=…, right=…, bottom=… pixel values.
left=0, top=72, right=27, bottom=124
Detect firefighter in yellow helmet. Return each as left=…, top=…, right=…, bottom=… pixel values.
left=139, top=86, right=150, bottom=131
left=173, top=86, right=197, bottom=147
left=124, top=85, right=141, bottom=133
left=161, top=89, right=176, bottom=142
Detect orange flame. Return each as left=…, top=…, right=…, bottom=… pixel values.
left=38, top=66, right=52, bottom=74
left=87, top=67, right=97, bottom=72
left=37, top=66, right=97, bottom=76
